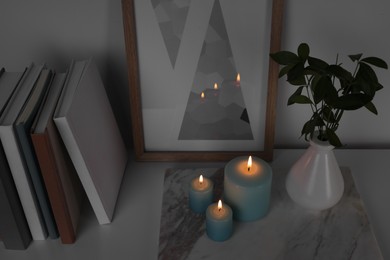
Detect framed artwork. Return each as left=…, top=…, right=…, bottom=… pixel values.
left=122, top=0, right=284, bottom=161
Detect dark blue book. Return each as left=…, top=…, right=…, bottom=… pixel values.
left=14, top=69, right=59, bottom=239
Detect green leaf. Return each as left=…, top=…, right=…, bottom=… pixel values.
left=358, top=62, right=379, bottom=82
left=327, top=65, right=353, bottom=82
left=287, top=86, right=304, bottom=105
left=289, top=77, right=307, bottom=86
left=349, top=53, right=363, bottom=62
left=321, top=106, right=336, bottom=123
left=295, top=86, right=305, bottom=95
left=376, top=83, right=384, bottom=91
left=287, top=62, right=307, bottom=85
left=365, top=101, right=378, bottom=115
left=308, top=57, right=329, bottom=70
left=331, top=93, right=372, bottom=110
left=347, top=81, right=368, bottom=95
left=288, top=94, right=312, bottom=105
left=313, top=76, right=333, bottom=104
left=278, top=64, right=295, bottom=78
left=301, top=119, right=316, bottom=141
left=313, top=112, right=325, bottom=127
left=298, top=43, right=310, bottom=60
left=303, top=67, right=320, bottom=76
left=326, top=128, right=342, bottom=147
left=270, top=51, right=300, bottom=65
left=355, top=62, right=380, bottom=97
left=301, top=113, right=326, bottom=141
left=361, top=57, right=388, bottom=69
left=309, top=75, right=321, bottom=92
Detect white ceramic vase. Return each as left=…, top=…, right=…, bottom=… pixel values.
left=285, top=133, right=344, bottom=210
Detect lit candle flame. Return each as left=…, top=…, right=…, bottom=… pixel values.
left=218, top=200, right=222, bottom=211
left=237, top=73, right=240, bottom=84
left=214, top=83, right=218, bottom=90
left=199, top=175, right=203, bottom=185
left=201, top=92, right=205, bottom=99
left=247, top=156, right=252, bottom=172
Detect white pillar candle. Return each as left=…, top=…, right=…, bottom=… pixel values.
left=224, top=156, right=272, bottom=221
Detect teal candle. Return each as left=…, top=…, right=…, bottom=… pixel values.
left=206, top=200, right=233, bottom=241
left=224, top=156, right=272, bottom=221
left=189, top=175, right=213, bottom=213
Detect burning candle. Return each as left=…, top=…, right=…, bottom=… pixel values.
left=236, top=73, right=240, bottom=87
left=189, top=174, right=213, bottom=213
left=248, top=155, right=252, bottom=171
left=212, top=83, right=219, bottom=96
left=206, top=200, right=233, bottom=241
left=224, top=156, right=272, bottom=221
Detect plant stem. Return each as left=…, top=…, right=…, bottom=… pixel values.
left=352, top=61, right=360, bottom=77
left=305, top=75, right=317, bottom=114
left=330, top=109, right=343, bottom=131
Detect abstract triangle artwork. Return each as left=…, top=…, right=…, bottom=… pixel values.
left=179, top=0, right=253, bottom=140
left=151, top=0, right=191, bottom=68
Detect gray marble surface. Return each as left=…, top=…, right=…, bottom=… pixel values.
left=158, top=167, right=382, bottom=260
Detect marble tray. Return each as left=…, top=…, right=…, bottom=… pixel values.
left=158, top=167, right=382, bottom=260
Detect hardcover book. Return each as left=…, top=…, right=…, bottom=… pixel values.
left=0, top=68, right=32, bottom=249
left=0, top=63, right=48, bottom=240
left=31, top=72, right=84, bottom=244
left=54, top=59, right=128, bottom=224
left=15, top=69, right=58, bottom=239
left=0, top=142, right=32, bottom=250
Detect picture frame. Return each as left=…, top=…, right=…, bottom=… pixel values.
left=122, top=0, right=284, bottom=161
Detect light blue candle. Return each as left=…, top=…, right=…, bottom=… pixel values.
left=189, top=175, right=213, bottom=213
left=206, top=200, right=233, bottom=241
left=224, top=156, right=272, bottom=221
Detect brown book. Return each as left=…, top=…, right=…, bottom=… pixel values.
left=31, top=72, right=84, bottom=244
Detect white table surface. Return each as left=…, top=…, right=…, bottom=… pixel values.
left=0, top=149, right=388, bottom=260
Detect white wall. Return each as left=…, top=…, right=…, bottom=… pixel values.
left=0, top=0, right=389, bottom=149
left=0, top=0, right=132, bottom=147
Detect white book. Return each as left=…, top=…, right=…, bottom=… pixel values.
left=54, top=59, right=128, bottom=224
left=0, top=63, right=48, bottom=240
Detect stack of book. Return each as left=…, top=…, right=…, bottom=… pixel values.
left=0, top=59, right=128, bottom=250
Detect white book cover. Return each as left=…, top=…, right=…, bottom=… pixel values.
left=54, top=59, right=128, bottom=224
left=0, top=63, right=48, bottom=240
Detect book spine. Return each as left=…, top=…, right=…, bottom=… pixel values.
left=31, top=132, right=76, bottom=244
left=15, top=124, right=58, bottom=239
left=0, top=142, right=32, bottom=249
left=0, top=125, right=47, bottom=240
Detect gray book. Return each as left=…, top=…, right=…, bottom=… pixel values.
left=15, top=69, right=59, bottom=239
left=0, top=68, right=32, bottom=249
left=0, top=63, right=48, bottom=240
left=0, top=141, right=31, bottom=249
left=54, top=59, right=128, bottom=224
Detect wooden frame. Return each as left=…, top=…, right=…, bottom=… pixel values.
left=122, top=0, right=284, bottom=161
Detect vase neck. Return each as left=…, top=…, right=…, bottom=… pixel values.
left=309, top=134, right=335, bottom=151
